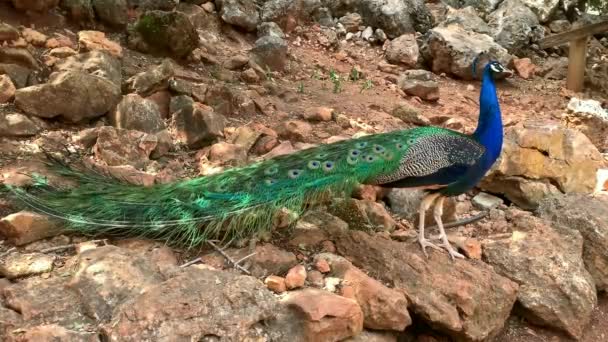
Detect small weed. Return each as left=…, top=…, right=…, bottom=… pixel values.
left=297, top=82, right=305, bottom=93
left=329, top=69, right=342, bottom=93
left=360, top=79, right=373, bottom=93
left=349, top=67, right=360, bottom=81
left=265, top=66, right=275, bottom=82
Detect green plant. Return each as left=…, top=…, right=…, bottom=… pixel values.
left=360, top=79, right=373, bottom=93
left=297, top=82, right=305, bottom=93
left=349, top=67, right=360, bottom=81
left=329, top=69, right=342, bottom=93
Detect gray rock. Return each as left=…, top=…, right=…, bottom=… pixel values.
left=424, top=25, right=511, bottom=80
left=374, top=28, right=387, bottom=42
left=459, top=0, right=502, bottom=19
left=0, top=113, right=41, bottom=137
left=130, top=10, right=199, bottom=58
left=257, top=21, right=285, bottom=39
left=0, top=47, right=39, bottom=69
left=538, top=194, right=608, bottom=292
left=397, top=69, right=439, bottom=101
left=483, top=213, right=596, bottom=339
left=323, top=0, right=433, bottom=38
left=549, top=19, right=571, bottom=33
left=520, top=0, right=559, bottom=23
left=59, top=0, right=95, bottom=25
left=93, top=0, right=128, bottom=27
left=217, top=0, right=259, bottom=31
left=361, top=26, right=374, bottom=41
left=0, top=74, right=15, bottom=103
left=251, top=35, right=288, bottom=71
left=170, top=95, right=226, bottom=147
left=488, top=0, right=540, bottom=54
left=567, top=97, right=608, bottom=121
left=109, top=94, right=166, bottom=133
left=139, top=0, right=177, bottom=10
left=385, top=33, right=419, bottom=67
left=15, top=71, right=121, bottom=122
left=0, top=252, right=55, bottom=279
left=260, top=0, right=302, bottom=27
left=0, top=22, right=19, bottom=42
left=128, top=59, right=175, bottom=96
left=440, top=6, right=492, bottom=35
left=472, top=192, right=503, bottom=210
left=53, top=50, right=122, bottom=87
left=0, top=63, right=32, bottom=88
left=313, top=7, right=335, bottom=27
left=339, top=12, right=363, bottom=33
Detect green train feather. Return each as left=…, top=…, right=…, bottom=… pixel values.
left=3, top=126, right=467, bottom=248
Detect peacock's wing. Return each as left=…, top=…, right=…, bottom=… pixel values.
left=370, top=128, right=486, bottom=189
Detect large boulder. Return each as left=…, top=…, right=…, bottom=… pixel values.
left=483, top=211, right=597, bottom=339
left=322, top=0, right=433, bottom=38
left=109, top=94, right=166, bottom=133
left=423, top=25, right=512, bottom=80
left=520, top=0, right=560, bottom=23
left=480, top=122, right=605, bottom=209
left=217, top=0, right=260, bottom=31
left=439, top=6, right=492, bottom=35
left=129, top=10, right=199, bottom=58
left=488, top=0, right=540, bottom=54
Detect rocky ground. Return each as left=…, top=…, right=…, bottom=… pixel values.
left=1, top=0, right=608, bottom=341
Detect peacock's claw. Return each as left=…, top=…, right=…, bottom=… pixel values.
left=440, top=241, right=466, bottom=261
left=418, top=237, right=442, bottom=258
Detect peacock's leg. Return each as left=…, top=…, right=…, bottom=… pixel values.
left=418, top=192, right=442, bottom=257
left=433, top=196, right=465, bottom=260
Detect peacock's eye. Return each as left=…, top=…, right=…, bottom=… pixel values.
left=396, top=143, right=404, bottom=150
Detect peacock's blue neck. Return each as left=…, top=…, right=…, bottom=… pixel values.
left=472, top=65, right=503, bottom=164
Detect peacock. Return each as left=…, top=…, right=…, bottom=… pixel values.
left=2, top=53, right=509, bottom=260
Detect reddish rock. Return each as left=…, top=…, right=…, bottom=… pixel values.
left=304, top=107, right=334, bottom=122
left=113, top=239, right=179, bottom=277
left=285, top=265, right=307, bottom=290
left=22, top=28, right=47, bottom=47
left=0, top=252, right=55, bottom=279
left=512, top=57, right=536, bottom=79
left=283, top=288, right=363, bottom=341
left=353, top=184, right=379, bottom=202
left=93, top=126, right=156, bottom=168
left=335, top=230, right=519, bottom=341
left=208, top=142, right=247, bottom=166
left=321, top=240, right=337, bottom=253
left=0, top=211, right=62, bottom=246
left=315, top=259, right=331, bottom=273
left=102, top=267, right=277, bottom=341
left=307, top=270, right=325, bottom=288
left=345, top=330, right=398, bottom=342
left=146, top=90, right=171, bottom=118
left=201, top=243, right=297, bottom=278
left=265, top=275, right=287, bottom=293
left=0, top=306, right=23, bottom=340
left=316, top=253, right=411, bottom=331
left=0, top=74, right=16, bottom=103
left=330, top=198, right=397, bottom=232
left=276, top=120, right=312, bottom=142
left=109, top=93, right=166, bottom=133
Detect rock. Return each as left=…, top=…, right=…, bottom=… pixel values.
left=537, top=56, right=568, bottom=80
left=202, top=243, right=298, bottom=278
left=3, top=277, right=94, bottom=330
left=0, top=253, right=55, bottom=279
left=276, top=120, right=312, bottom=142
left=564, top=98, right=608, bottom=151
left=10, top=0, right=59, bottom=12
left=315, top=258, right=331, bottom=273
left=325, top=0, right=433, bottom=38
left=0, top=47, right=39, bottom=69
left=218, top=0, right=260, bottom=31
left=361, top=26, right=374, bottom=41
left=488, top=0, right=540, bottom=54
left=460, top=0, right=502, bottom=18
left=5, top=325, right=99, bottom=341
left=335, top=230, right=518, bottom=341
left=15, top=71, right=120, bottom=122
left=304, top=107, right=334, bottom=122
left=538, top=194, right=608, bottom=292
left=265, top=275, right=287, bottom=293
left=440, top=6, right=492, bottom=35
left=53, top=50, right=122, bottom=87
left=0, top=22, right=19, bottom=42
left=0, top=112, right=40, bottom=137
left=0, top=63, right=32, bottom=89
left=0, top=211, right=61, bottom=246
left=208, top=142, right=247, bottom=166
left=472, top=192, right=503, bottom=210
left=316, top=253, right=411, bottom=331
left=170, top=95, right=226, bottom=147
left=93, top=126, right=157, bottom=168
left=251, top=35, right=288, bottom=71
left=241, top=67, right=261, bottom=83
left=21, top=28, right=47, bottom=46
left=289, top=210, right=347, bottom=249
left=231, top=126, right=262, bottom=151
left=567, top=97, right=608, bottom=121
left=48, top=46, right=77, bottom=58
left=483, top=213, right=596, bottom=339
left=285, top=264, right=307, bottom=289
left=128, top=59, right=175, bottom=95
left=424, top=26, right=511, bottom=80
left=93, top=0, right=128, bottom=27
left=112, top=239, right=179, bottom=277
left=345, top=330, right=398, bottom=342
left=78, top=30, right=123, bottom=58
left=385, top=33, right=419, bottom=67
left=512, top=57, right=536, bottom=79
left=102, top=267, right=276, bottom=340
left=282, top=288, right=364, bottom=341
left=0, top=74, right=16, bottom=103
left=390, top=104, right=430, bottom=126
left=480, top=123, right=605, bottom=209
left=549, top=19, right=571, bottom=33
left=110, top=94, right=166, bottom=133
left=520, top=0, right=559, bottom=23
left=68, top=245, right=165, bottom=321
left=139, top=0, right=177, bottom=11
left=329, top=198, right=397, bottom=232
left=339, top=13, right=363, bottom=33
left=397, top=69, right=439, bottom=101
left=223, top=54, right=250, bottom=70
left=257, top=21, right=286, bottom=39
left=131, top=10, right=199, bottom=58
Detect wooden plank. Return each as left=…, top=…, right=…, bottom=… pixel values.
left=566, top=37, right=588, bottom=92
left=539, top=20, right=608, bottom=49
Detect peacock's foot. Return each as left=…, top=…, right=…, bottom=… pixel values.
left=438, top=240, right=466, bottom=260
left=418, top=237, right=442, bottom=258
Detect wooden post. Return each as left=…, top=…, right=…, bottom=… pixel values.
left=566, top=36, right=588, bottom=93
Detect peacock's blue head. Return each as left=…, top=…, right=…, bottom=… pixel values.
left=472, top=53, right=512, bottom=80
